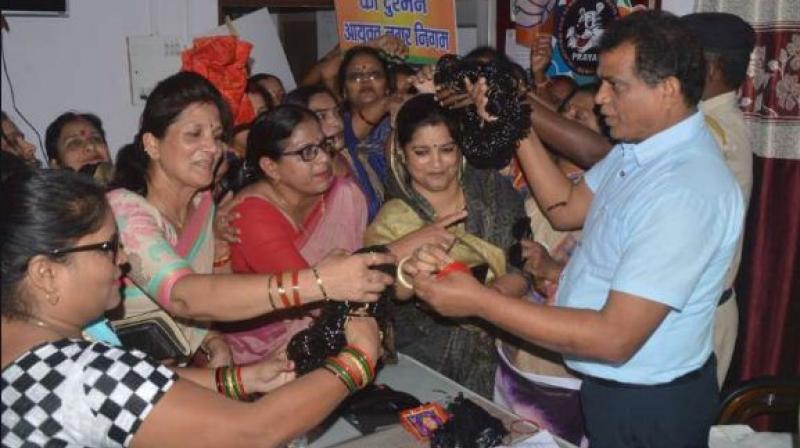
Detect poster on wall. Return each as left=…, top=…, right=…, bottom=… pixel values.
left=512, top=0, right=660, bottom=81
left=334, top=0, right=457, bottom=65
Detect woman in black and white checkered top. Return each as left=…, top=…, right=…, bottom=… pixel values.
left=1, top=169, right=382, bottom=447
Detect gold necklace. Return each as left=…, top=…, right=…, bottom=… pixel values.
left=148, top=193, right=190, bottom=233
left=26, top=316, right=83, bottom=339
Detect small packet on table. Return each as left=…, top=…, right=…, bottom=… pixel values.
left=399, top=402, right=450, bottom=441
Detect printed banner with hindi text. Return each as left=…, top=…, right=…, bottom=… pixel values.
left=334, top=0, right=457, bottom=65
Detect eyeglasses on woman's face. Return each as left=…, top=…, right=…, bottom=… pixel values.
left=344, top=70, right=386, bottom=83
left=281, top=137, right=337, bottom=162
left=49, top=233, right=121, bottom=262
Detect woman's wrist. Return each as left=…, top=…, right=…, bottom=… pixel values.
left=321, top=345, right=377, bottom=393
left=267, top=269, right=330, bottom=306
left=215, top=365, right=253, bottom=401
left=264, top=270, right=321, bottom=309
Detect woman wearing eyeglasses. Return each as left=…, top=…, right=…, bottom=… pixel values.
left=100, top=72, right=392, bottom=367
left=222, top=104, right=370, bottom=364
left=1, top=169, right=382, bottom=447
left=284, top=85, right=354, bottom=179
left=364, top=94, right=529, bottom=398
left=337, top=45, right=408, bottom=221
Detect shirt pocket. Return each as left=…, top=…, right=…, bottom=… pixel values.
left=581, top=205, right=622, bottom=270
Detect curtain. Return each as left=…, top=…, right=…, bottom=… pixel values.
left=695, top=0, right=800, bottom=429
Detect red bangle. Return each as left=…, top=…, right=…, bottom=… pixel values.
left=235, top=366, right=247, bottom=397
left=344, top=345, right=376, bottom=380
left=215, top=367, right=225, bottom=394
left=435, top=261, right=471, bottom=279
left=291, top=270, right=301, bottom=306
left=329, top=355, right=364, bottom=388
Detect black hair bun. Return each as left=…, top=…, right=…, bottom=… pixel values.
left=286, top=245, right=395, bottom=375
left=434, top=55, right=532, bottom=169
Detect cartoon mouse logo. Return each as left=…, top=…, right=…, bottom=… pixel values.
left=566, top=2, right=606, bottom=54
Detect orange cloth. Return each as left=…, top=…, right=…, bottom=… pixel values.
left=181, top=36, right=254, bottom=126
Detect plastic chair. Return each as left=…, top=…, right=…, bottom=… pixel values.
left=717, top=376, right=800, bottom=425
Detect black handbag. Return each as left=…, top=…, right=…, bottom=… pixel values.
left=111, top=310, right=192, bottom=361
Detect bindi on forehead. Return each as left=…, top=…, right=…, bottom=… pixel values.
left=412, top=140, right=456, bottom=149
left=349, top=54, right=382, bottom=69
left=63, top=125, right=100, bottom=138
left=351, top=63, right=381, bottom=72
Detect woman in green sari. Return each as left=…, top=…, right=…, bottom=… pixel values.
left=364, top=94, right=529, bottom=397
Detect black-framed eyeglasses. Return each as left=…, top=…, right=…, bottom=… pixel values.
left=282, top=138, right=337, bottom=162
left=49, top=233, right=120, bottom=262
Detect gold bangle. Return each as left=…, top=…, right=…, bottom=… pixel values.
left=225, top=366, right=241, bottom=400
left=276, top=272, right=290, bottom=308
left=267, top=275, right=278, bottom=310
left=311, top=267, right=329, bottom=301
left=396, top=256, right=413, bottom=289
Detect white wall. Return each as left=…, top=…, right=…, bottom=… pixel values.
left=663, top=0, right=696, bottom=16
left=1, top=0, right=216, bottom=161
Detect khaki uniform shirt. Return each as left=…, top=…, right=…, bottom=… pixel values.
left=701, top=91, right=753, bottom=289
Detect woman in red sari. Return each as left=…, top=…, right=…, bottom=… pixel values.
left=225, top=104, right=369, bottom=364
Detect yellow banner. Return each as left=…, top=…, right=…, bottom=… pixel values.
left=334, top=0, right=457, bottom=65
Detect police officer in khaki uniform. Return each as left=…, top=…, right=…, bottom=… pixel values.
left=682, top=12, right=756, bottom=387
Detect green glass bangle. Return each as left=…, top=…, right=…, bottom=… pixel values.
left=323, top=359, right=357, bottom=392
left=225, top=366, right=241, bottom=400
left=340, top=351, right=370, bottom=387
left=326, top=358, right=358, bottom=391
left=341, top=347, right=374, bottom=382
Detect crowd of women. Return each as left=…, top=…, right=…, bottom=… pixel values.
left=2, top=31, right=612, bottom=447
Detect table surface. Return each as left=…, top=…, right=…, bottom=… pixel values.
left=307, top=353, right=577, bottom=448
